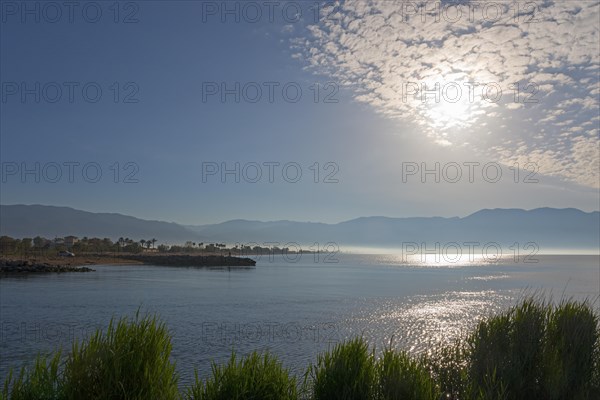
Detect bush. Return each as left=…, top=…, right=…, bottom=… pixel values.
left=186, top=351, right=297, bottom=400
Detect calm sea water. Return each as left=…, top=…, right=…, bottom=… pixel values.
left=1, top=254, right=598, bottom=385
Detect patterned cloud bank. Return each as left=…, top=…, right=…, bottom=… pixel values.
left=293, top=0, right=599, bottom=188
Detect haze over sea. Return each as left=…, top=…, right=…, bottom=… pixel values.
left=1, top=253, right=598, bottom=386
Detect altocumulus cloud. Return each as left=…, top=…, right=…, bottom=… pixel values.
left=292, top=0, right=599, bottom=188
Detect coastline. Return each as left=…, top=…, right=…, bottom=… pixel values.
left=0, top=257, right=98, bottom=274
left=0, top=253, right=256, bottom=275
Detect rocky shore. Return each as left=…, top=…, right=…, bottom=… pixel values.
left=121, top=254, right=256, bottom=267
left=0, top=258, right=94, bottom=274
left=0, top=253, right=255, bottom=275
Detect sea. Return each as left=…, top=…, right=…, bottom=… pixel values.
left=1, top=253, right=598, bottom=385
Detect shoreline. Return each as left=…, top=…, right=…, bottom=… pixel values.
left=0, top=253, right=256, bottom=275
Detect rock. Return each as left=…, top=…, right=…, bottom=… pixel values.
left=122, top=254, right=256, bottom=268
left=0, top=259, right=95, bottom=275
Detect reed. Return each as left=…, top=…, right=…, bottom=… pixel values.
left=306, top=337, right=377, bottom=400
left=186, top=351, right=297, bottom=400
left=376, top=346, right=439, bottom=400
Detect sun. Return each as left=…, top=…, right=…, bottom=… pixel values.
left=422, top=84, right=475, bottom=130
left=407, top=75, right=485, bottom=133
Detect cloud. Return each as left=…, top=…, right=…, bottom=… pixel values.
left=293, top=0, right=600, bottom=188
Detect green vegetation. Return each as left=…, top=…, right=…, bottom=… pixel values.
left=466, top=298, right=547, bottom=399
left=307, top=337, right=377, bottom=400
left=0, top=235, right=147, bottom=255
left=376, top=347, right=439, bottom=400
left=64, top=312, right=179, bottom=400
left=186, top=352, right=297, bottom=400
left=2, top=312, right=179, bottom=400
left=429, top=297, right=600, bottom=400
left=0, top=235, right=314, bottom=258
left=2, top=298, right=599, bottom=400
left=542, top=300, right=599, bottom=399
left=1, top=353, right=63, bottom=400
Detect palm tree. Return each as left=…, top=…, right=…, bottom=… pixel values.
left=140, top=239, right=146, bottom=249
left=151, top=238, right=157, bottom=249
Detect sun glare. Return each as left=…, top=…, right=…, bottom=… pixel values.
left=405, top=74, right=485, bottom=133
left=422, top=82, right=476, bottom=130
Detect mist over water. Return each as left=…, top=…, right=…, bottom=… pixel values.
left=1, top=254, right=598, bottom=385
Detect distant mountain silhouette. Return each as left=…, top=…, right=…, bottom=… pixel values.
left=0, top=204, right=198, bottom=243
left=188, top=208, right=599, bottom=250
left=1, top=204, right=598, bottom=251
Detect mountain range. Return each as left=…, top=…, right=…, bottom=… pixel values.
left=1, top=204, right=598, bottom=251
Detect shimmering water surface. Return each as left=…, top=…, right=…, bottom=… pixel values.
left=1, top=254, right=598, bottom=385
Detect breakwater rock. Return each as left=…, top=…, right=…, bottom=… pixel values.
left=123, top=254, right=256, bottom=267
left=0, top=259, right=94, bottom=274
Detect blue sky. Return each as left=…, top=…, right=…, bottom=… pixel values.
left=1, top=1, right=599, bottom=224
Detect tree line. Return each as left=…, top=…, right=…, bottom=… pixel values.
left=0, top=236, right=251, bottom=256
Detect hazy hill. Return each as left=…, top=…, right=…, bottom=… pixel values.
left=1, top=204, right=598, bottom=251
left=0, top=204, right=199, bottom=243
left=188, top=208, right=599, bottom=250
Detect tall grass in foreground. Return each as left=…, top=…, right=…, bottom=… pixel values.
left=306, top=337, right=377, bottom=400
left=2, top=298, right=599, bottom=400
left=376, top=347, right=439, bottom=400
left=543, top=300, right=599, bottom=400
left=65, top=311, right=179, bottom=400
left=1, top=312, right=179, bottom=400
left=305, top=337, right=439, bottom=400
left=1, top=353, right=62, bottom=400
left=186, top=351, right=297, bottom=400
left=467, top=298, right=547, bottom=399
left=429, top=297, right=600, bottom=400
left=424, top=340, right=468, bottom=399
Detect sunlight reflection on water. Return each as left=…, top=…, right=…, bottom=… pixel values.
left=336, top=290, right=514, bottom=356
left=373, top=253, right=511, bottom=268
left=0, top=254, right=598, bottom=386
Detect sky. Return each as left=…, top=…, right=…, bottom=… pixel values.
left=1, top=0, right=599, bottom=225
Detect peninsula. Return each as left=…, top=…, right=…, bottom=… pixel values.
left=0, top=253, right=256, bottom=275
